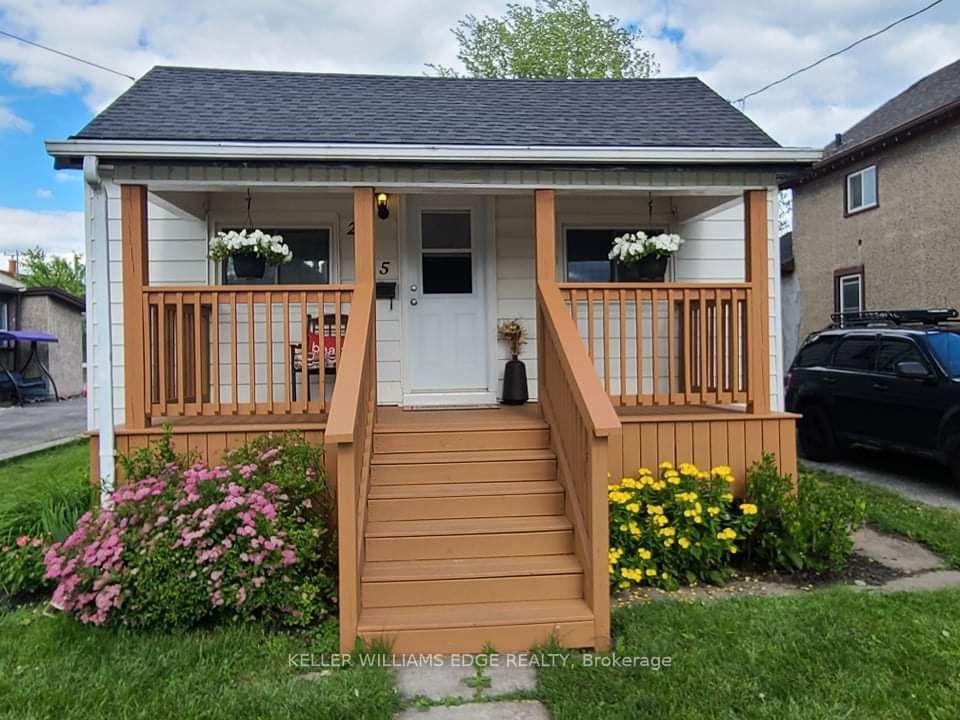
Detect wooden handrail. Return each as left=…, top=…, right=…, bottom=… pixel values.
left=558, top=281, right=751, bottom=290
left=539, top=283, right=621, bottom=437
left=145, top=283, right=356, bottom=293
left=325, top=285, right=374, bottom=444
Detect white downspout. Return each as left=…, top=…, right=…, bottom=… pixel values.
left=84, top=156, right=116, bottom=504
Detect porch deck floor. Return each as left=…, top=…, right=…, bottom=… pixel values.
left=375, top=403, right=545, bottom=432
left=136, top=412, right=328, bottom=432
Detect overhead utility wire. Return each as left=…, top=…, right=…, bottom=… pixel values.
left=0, top=28, right=136, bottom=81
left=730, top=0, right=946, bottom=106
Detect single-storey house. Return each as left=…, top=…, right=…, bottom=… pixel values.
left=47, top=66, right=818, bottom=654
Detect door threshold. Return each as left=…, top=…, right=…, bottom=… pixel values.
left=401, top=391, right=498, bottom=409
left=401, top=403, right=500, bottom=411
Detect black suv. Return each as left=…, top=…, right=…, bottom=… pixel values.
left=785, top=309, right=960, bottom=479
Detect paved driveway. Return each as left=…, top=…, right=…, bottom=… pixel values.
left=0, top=397, right=87, bottom=461
left=805, top=447, right=960, bottom=512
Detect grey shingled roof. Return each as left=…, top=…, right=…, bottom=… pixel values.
left=73, top=66, right=779, bottom=148
left=823, top=58, right=960, bottom=159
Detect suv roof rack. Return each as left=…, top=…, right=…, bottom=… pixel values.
left=830, top=308, right=959, bottom=328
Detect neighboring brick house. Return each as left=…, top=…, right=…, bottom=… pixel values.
left=785, top=58, right=960, bottom=347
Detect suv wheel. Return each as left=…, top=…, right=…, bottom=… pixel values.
left=798, top=405, right=840, bottom=461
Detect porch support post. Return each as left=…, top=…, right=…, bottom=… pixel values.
left=121, top=185, right=150, bottom=429
left=534, top=189, right=556, bottom=286
left=353, top=187, right=376, bottom=287
left=744, top=189, right=771, bottom=414
left=535, top=189, right=556, bottom=385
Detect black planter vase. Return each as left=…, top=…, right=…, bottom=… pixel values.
left=232, top=254, right=267, bottom=279
left=616, top=254, right=668, bottom=282
left=501, top=356, right=529, bottom=405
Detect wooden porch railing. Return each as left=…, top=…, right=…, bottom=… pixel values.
left=326, top=284, right=376, bottom=652
left=141, top=285, right=353, bottom=418
left=538, top=282, right=619, bottom=651
left=557, top=282, right=753, bottom=407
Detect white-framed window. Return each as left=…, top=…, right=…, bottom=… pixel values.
left=837, top=271, right=864, bottom=316
left=846, top=165, right=877, bottom=214
left=219, top=227, right=335, bottom=285
left=563, top=227, right=664, bottom=281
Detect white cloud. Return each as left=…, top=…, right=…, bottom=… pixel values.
left=35, top=188, right=53, bottom=199
left=54, top=171, right=81, bottom=183
left=0, top=0, right=956, bottom=148
left=0, top=104, right=31, bottom=132
left=0, top=207, right=84, bottom=257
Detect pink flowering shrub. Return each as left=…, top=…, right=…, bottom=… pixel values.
left=44, top=432, right=333, bottom=628
left=0, top=534, right=50, bottom=597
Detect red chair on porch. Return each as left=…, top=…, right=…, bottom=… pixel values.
left=290, top=313, right=348, bottom=402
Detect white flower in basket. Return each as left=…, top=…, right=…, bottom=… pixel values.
left=209, top=228, right=294, bottom=265
left=609, top=231, right=684, bottom=265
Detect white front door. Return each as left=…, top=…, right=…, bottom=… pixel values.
left=402, top=196, right=493, bottom=406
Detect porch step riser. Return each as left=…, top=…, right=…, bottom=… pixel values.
left=373, top=429, right=550, bottom=454
left=358, top=621, right=595, bottom=654
left=366, top=493, right=564, bottom=522
left=361, top=574, right=583, bottom=608
left=371, top=459, right=556, bottom=484
left=364, top=530, right=575, bottom=561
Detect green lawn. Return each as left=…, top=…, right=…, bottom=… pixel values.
left=0, top=440, right=91, bottom=540
left=808, top=466, right=960, bottom=568
left=0, top=607, right=398, bottom=720
left=539, top=588, right=960, bottom=719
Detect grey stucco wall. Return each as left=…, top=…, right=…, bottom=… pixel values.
left=793, top=120, right=960, bottom=340
left=18, top=296, right=85, bottom=397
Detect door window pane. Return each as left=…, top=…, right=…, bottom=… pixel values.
left=422, top=255, right=472, bottom=294
left=832, top=337, right=877, bottom=371
left=876, top=339, right=928, bottom=374
left=421, top=212, right=471, bottom=250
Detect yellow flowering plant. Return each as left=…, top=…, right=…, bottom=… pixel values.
left=608, top=462, right=759, bottom=590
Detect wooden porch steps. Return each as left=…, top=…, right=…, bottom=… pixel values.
left=357, top=406, right=595, bottom=653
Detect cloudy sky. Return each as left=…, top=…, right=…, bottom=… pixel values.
left=0, top=0, right=958, bottom=260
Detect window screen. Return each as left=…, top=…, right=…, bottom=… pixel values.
left=222, top=228, right=331, bottom=285
left=832, top=337, right=877, bottom=371
left=421, top=211, right=472, bottom=294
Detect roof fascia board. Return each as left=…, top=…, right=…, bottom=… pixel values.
left=46, top=139, right=821, bottom=164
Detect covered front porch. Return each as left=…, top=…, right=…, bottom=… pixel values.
left=89, top=163, right=795, bottom=653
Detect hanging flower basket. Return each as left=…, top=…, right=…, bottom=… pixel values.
left=609, top=231, right=684, bottom=282
left=210, top=229, right=293, bottom=280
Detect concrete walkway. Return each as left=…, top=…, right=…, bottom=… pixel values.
left=851, top=526, right=960, bottom=593
left=0, top=397, right=86, bottom=461
left=805, top=447, right=960, bottom=512
left=394, top=655, right=549, bottom=719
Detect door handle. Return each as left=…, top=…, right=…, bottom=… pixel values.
left=822, top=376, right=836, bottom=385
left=872, top=381, right=888, bottom=391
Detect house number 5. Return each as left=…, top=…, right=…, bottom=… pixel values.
left=379, top=261, right=391, bottom=276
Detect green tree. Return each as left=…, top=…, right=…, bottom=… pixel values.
left=429, top=0, right=658, bottom=79
left=19, top=248, right=85, bottom=298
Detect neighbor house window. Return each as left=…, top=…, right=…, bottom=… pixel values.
left=846, top=166, right=877, bottom=214
left=564, top=228, right=662, bottom=282
left=835, top=268, right=864, bottom=320
left=222, top=228, right=331, bottom=285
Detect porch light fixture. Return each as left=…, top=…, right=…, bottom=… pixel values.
left=376, top=192, right=389, bottom=219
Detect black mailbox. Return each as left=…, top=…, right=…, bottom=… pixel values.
left=376, top=281, right=397, bottom=309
